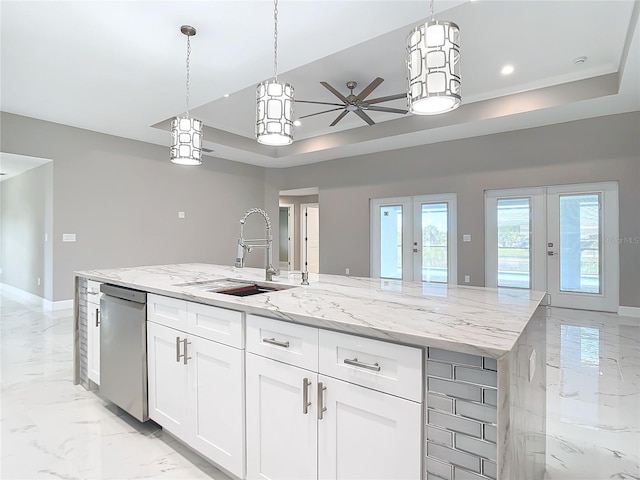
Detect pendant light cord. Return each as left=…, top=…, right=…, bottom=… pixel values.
left=273, top=0, right=279, bottom=81
left=185, top=33, right=192, bottom=117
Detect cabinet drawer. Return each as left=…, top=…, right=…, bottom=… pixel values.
left=187, top=302, right=244, bottom=349
left=246, top=315, right=318, bottom=371
left=318, top=330, right=423, bottom=402
left=86, top=280, right=102, bottom=304
left=147, top=294, right=188, bottom=331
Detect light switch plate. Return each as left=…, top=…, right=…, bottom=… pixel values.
left=62, top=233, right=76, bottom=242
left=463, top=234, right=471, bottom=242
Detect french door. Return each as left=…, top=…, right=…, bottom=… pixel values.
left=370, top=194, right=457, bottom=283
left=485, top=182, right=619, bottom=312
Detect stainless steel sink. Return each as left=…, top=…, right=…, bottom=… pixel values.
left=174, top=278, right=296, bottom=296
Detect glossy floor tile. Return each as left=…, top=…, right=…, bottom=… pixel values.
left=1, top=287, right=638, bottom=479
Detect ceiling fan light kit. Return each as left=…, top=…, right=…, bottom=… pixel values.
left=406, top=0, right=461, bottom=115
left=170, top=25, right=204, bottom=166
left=256, top=0, right=294, bottom=146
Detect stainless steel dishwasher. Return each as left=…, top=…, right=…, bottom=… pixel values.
left=99, top=284, right=148, bottom=422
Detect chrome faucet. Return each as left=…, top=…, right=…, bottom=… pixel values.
left=235, top=208, right=280, bottom=282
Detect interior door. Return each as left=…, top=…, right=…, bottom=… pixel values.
left=302, top=204, right=320, bottom=274
left=546, top=182, right=618, bottom=311
left=485, top=182, right=619, bottom=312
left=279, top=205, right=294, bottom=271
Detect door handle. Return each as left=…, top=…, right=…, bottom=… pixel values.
left=413, top=248, right=419, bottom=253
left=182, top=338, right=191, bottom=365
left=95, top=308, right=100, bottom=327
left=547, top=251, right=556, bottom=256
left=317, top=382, right=327, bottom=420
left=302, top=377, right=311, bottom=414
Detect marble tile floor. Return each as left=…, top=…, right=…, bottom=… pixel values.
left=1, top=287, right=638, bottom=479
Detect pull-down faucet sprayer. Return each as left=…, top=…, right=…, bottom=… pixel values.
left=235, top=208, right=279, bottom=282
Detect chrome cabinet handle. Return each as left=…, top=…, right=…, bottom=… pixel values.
left=263, top=337, right=290, bottom=348
left=302, top=377, right=311, bottom=414
left=95, top=308, right=100, bottom=327
left=176, top=336, right=182, bottom=363
left=344, top=357, right=381, bottom=372
left=182, top=338, right=191, bottom=365
left=317, top=382, right=327, bottom=420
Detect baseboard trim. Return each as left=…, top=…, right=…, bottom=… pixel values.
left=619, top=306, right=640, bottom=318
left=0, top=283, right=73, bottom=311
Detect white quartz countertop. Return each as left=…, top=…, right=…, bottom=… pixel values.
left=76, top=263, right=545, bottom=358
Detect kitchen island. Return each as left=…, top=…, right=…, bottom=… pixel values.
left=74, top=263, right=546, bottom=480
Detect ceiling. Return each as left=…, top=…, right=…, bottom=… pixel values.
left=1, top=1, right=639, bottom=169
left=0, top=152, right=51, bottom=182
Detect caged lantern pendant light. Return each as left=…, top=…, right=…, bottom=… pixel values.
left=256, top=0, right=294, bottom=146
left=170, top=25, right=203, bottom=165
left=406, top=0, right=461, bottom=115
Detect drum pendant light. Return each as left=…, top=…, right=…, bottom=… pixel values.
left=407, top=0, right=461, bottom=115
left=170, top=25, right=203, bottom=165
left=256, top=0, right=294, bottom=146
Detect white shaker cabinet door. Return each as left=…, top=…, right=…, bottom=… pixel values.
left=317, top=375, right=422, bottom=480
left=245, top=353, right=317, bottom=480
left=146, top=321, right=189, bottom=441
left=87, top=301, right=101, bottom=385
left=187, top=335, right=245, bottom=479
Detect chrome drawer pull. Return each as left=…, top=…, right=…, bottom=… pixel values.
left=317, top=382, right=326, bottom=420
left=344, top=357, right=381, bottom=372
left=182, top=338, right=191, bottom=365
left=302, top=377, right=311, bottom=415
left=176, top=336, right=182, bottom=363
left=263, top=337, right=290, bottom=348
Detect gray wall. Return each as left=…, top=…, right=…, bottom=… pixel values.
left=1, top=112, right=266, bottom=301
left=0, top=162, right=53, bottom=297
left=266, top=112, right=640, bottom=308
left=279, top=194, right=319, bottom=270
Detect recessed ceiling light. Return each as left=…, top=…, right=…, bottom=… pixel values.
left=573, top=56, right=587, bottom=65
left=223, top=93, right=230, bottom=98
left=293, top=120, right=302, bottom=127
left=501, top=64, right=514, bottom=75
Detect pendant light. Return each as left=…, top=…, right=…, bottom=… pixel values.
left=256, top=0, right=294, bottom=146
left=406, top=0, right=461, bottom=115
left=170, top=25, right=203, bottom=165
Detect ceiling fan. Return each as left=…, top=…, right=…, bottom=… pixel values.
left=296, top=77, right=408, bottom=126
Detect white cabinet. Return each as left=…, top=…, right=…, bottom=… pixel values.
left=147, top=321, right=189, bottom=439
left=86, top=280, right=101, bottom=385
left=317, top=375, right=423, bottom=480
left=246, top=353, right=317, bottom=480
left=245, top=316, right=423, bottom=480
left=146, top=296, right=245, bottom=479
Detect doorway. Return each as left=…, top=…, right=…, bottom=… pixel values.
left=279, top=188, right=320, bottom=273
left=370, top=194, right=457, bottom=283
left=301, top=203, right=320, bottom=274
left=485, top=182, right=619, bottom=312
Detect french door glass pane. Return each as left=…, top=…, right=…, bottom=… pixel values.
left=380, top=205, right=402, bottom=279
left=421, top=203, right=448, bottom=283
left=559, top=194, right=601, bottom=294
left=497, top=198, right=531, bottom=288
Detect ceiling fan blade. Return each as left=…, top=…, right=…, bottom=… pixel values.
left=296, top=100, right=345, bottom=107
left=366, top=93, right=407, bottom=105
left=356, top=77, right=384, bottom=102
left=321, top=82, right=349, bottom=103
left=299, top=107, right=345, bottom=120
left=365, top=106, right=408, bottom=114
left=329, top=110, right=349, bottom=127
left=354, top=109, right=375, bottom=126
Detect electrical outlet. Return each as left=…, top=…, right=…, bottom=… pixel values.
left=345, top=268, right=350, bottom=275
left=529, top=349, right=536, bottom=382
left=463, top=234, right=471, bottom=242
left=464, top=275, right=470, bottom=283
left=178, top=211, right=186, bottom=219
left=44, top=233, right=48, bottom=242
left=37, top=277, right=41, bottom=286
left=62, top=233, right=76, bottom=242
